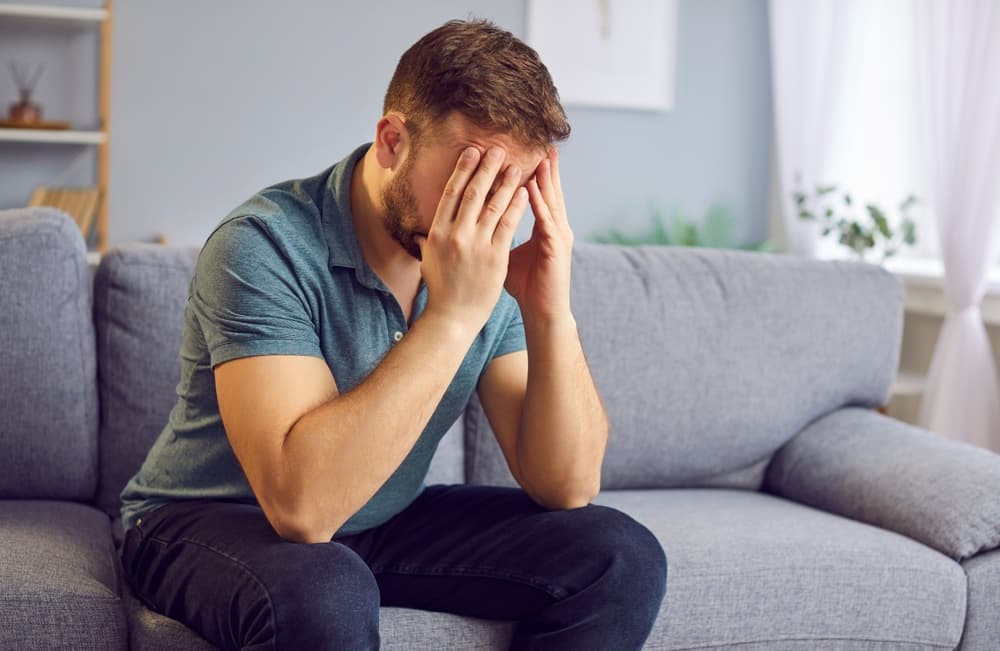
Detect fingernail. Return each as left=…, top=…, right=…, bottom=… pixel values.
left=487, top=147, right=503, bottom=161
left=462, top=147, right=478, bottom=161
left=507, top=165, right=521, bottom=179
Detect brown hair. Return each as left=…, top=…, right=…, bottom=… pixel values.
left=383, top=19, right=570, bottom=149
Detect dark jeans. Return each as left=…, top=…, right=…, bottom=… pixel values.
left=120, top=484, right=667, bottom=650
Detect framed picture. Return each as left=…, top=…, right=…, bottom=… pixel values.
left=526, top=0, right=678, bottom=112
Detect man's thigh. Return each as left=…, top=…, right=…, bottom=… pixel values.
left=121, top=500, right=380, bottom=650
left=343, top=484, right=661, bottom=622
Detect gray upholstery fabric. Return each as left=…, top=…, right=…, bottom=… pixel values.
left=764, top=406, right=1000, bottom=561
left=595, top=489, right=966, bottom=650
left=380, top=607, right=514, bottom=650
left=0, top=208, right=98, bottom=499
left=958, top=548, right=1000, bottom=651
left=466, top=243, right=903, bottom=489
left=0, top=500, right=126, bottom=650
left=120, top=579, right=217, bottom=651
left=425, top=419, right=466, bottom=485
left=93, top=244, right=200, bottom=517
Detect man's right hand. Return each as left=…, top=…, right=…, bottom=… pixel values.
left=417, top=146, right=529, bottom=335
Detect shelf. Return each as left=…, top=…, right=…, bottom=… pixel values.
left=0, top=128, right=105, bottom=144
left=0, top=3, right=107, bottom=22
left=891, top=371, right=927, bottom=398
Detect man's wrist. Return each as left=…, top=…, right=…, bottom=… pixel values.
left=522, top=310, right=577, bottom=341
left=416, top=305, right=484, bottom=345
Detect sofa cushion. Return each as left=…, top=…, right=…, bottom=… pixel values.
left=0, top=208, right=98, bottom=499
left=594, top=488, right=966, bottom=650
left=0, top=500, right=126, bottom=649
left=93, top=244, right=200, bottom=518
left=765, top=407, right=1000, bottom=562
left=465, top=243, right=903, bottom=489
left=958, top=549, right=1000, bottom=650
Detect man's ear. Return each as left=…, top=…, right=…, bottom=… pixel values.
left=374, top=114, right=410, bottom=170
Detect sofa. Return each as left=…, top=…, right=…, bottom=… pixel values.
left=4, top=207, right=1000, bottom=650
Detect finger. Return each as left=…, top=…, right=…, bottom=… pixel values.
left=479, top=163, right=522, bottom=233
left=527, top=177, right=555, bottom=230
left=493, top=186, right=529, bottom=249
left=455, top=146, right=506, bottom=229
left=434, top=147, right=481, bottom=231
left=536, top=158, right=561, bottom=215
left=549, top=147, right=564, bottom=199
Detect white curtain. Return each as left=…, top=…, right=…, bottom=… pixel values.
left=768, top=0, right=858, bottom=257
left=914, top=0, right=1000, bottom=449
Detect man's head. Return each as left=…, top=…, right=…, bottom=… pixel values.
left=373, top=19, right=570, bottom=258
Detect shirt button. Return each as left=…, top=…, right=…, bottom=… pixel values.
left=393, top=331, right=403, bottom=342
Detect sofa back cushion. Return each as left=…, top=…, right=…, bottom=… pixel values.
left=92, top=243, right=467, bottom=518
left=0, top=209, right=98, bottom=499
left=465, top=243, right=903, bottom=490
left=93, top=245, right=199, bottom=517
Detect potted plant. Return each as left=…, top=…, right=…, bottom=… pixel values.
left=793, top=181, right=918, bottom=263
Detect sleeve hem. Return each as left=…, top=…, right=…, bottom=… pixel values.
left=210, top=339, right=323, bottom=368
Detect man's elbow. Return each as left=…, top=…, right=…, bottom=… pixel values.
left=529, top=481, right=601, bottom=511
left=263, top=501, right=342, bottom=544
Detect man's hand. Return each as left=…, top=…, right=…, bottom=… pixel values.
left=505, top=148, right=574, bottom=322
left=418, top=146, right=529, bottom=334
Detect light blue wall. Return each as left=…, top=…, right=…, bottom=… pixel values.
left=1, top=1, right=772, bottom=248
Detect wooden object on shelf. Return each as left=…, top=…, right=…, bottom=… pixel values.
left=0, top=118, right=70, bottom=130
left=27, top=185, right=102, bottom=239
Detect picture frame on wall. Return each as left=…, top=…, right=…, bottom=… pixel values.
left=526, top=0, right=678, bottom=112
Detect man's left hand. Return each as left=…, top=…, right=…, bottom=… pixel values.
left=505, top=148, right=574, bottom=322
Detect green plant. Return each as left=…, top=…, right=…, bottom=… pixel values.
left=793, top=180, right=918, bottom=263
left=591, top=203, right=772, bottom=252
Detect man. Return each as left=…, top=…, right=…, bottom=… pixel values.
left=120, top=19, right=666, bottom=651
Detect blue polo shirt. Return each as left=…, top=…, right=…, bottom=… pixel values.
left=120, top=143, right=526, bottom=537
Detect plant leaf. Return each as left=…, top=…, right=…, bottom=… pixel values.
left=701, top=204, right=735, bottom=248
left=866, top=204, right=892, bottom=238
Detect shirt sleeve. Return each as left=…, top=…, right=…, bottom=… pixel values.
left=490, top=291, right=526, bottom=360
left=189, top=216, right=323, bottom=368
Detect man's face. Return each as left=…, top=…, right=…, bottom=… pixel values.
left=380, top=113, right=547, bottom=259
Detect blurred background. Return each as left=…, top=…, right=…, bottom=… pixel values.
left=1, top=0, right=998, bottom=448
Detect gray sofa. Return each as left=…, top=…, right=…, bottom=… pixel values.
left=4, top=207, right=1000, bottom=650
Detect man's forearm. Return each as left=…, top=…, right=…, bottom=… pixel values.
left=277, top=312, right=476, bottom=542
left=517, top=314, right=608, bottom=509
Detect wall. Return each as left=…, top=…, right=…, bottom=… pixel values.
left=0, top=0, right=773, bottom=249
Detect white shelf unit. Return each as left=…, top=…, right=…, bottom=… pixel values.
left=0, top=1, right=112, bottom=251
left=0, top=127, right=105, bottom=144
left=0, top=3, right=106, bottom=22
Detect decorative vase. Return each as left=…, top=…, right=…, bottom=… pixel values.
left=9, top=90, right=42, bottom=123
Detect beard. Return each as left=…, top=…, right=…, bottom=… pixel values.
left=380, top=156, right=424, bottom=260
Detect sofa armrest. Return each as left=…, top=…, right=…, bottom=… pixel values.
left=763, top=406, right=1000, bottom=561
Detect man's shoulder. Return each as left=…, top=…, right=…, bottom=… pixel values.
left=202, top=167, right=339, bottom=269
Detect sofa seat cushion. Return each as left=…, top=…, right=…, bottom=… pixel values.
left=0, top=500, right=126, bottom=650
left=595, top=489, right=967, bottom=650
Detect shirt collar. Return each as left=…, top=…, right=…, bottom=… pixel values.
left=322, top=143, right=384, bottom=289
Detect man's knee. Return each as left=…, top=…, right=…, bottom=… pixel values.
left=262, top=542, right=381, bottom=651
left=566, top=505, right=668, bottom=609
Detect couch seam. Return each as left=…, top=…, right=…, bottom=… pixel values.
left=665, top=634, right=954, bottom=650
left=669, top=565, right=965, bottom=578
